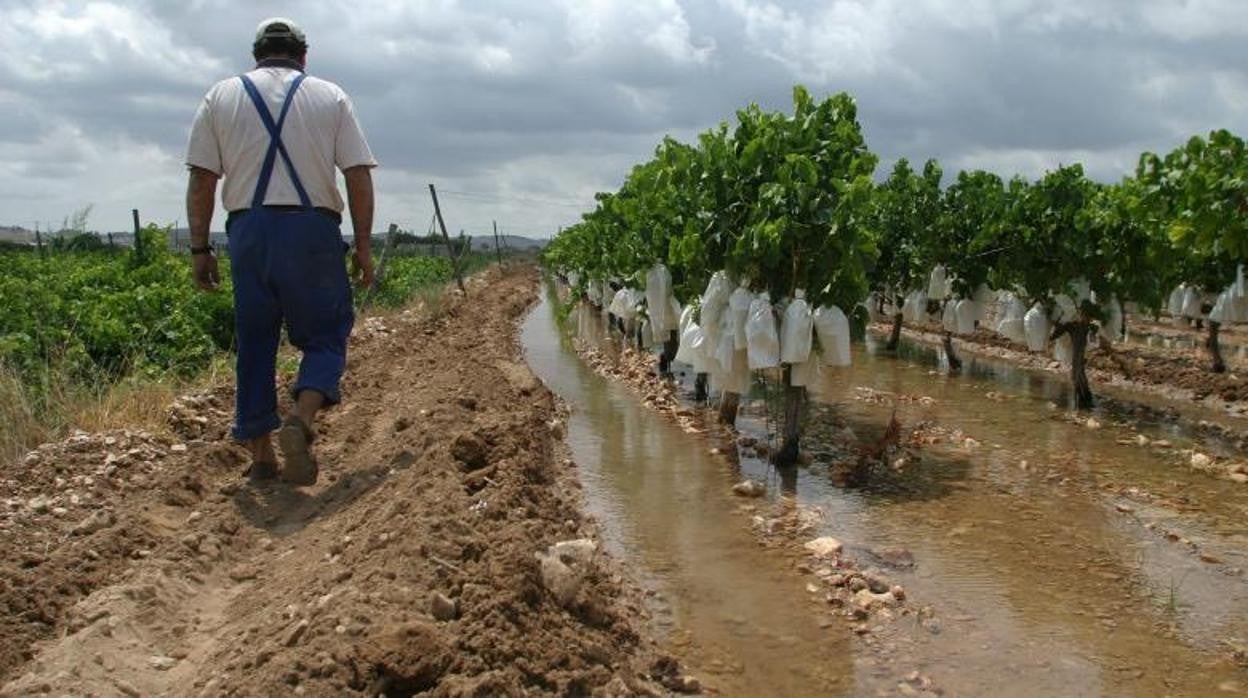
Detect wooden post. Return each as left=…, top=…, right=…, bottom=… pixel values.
left=374, top=222, right=398, bottom=291
left=428, top=184, right=466, bottom=294
left=492, top=220, right=503, bottom=266
left=131, top=209, right=143, bottom=263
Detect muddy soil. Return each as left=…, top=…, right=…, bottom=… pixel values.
left=0, top=267, right=680, bottom=697
left=888, top=323, right=1248, bottom=417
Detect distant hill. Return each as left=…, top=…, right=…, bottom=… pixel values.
left=468, top=234, right=547, bottom=252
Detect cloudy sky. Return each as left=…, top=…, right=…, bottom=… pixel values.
left=0, top=0, right=1245, bottom=237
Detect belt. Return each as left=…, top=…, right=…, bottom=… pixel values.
left=226, top=205, right=342, bottom=229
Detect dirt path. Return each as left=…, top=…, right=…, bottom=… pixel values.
left=0, top=266, right=676, bottom=697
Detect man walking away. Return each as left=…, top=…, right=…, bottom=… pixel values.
left=185, top=17, right=377, bottom=486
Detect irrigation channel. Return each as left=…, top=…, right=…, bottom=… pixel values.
left=523, top=288, right=1248, bottom=697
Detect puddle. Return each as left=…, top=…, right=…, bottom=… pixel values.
left=524, top=291, right=1248, bottom=696
left=733, top=334, right=1248, bottom=696
left=522, top=291, right=887, bottom=695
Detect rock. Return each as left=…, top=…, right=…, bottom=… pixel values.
left=803, top=537, right=843, bottom=558
left=869, top=547, right=916, bottom=569
left=548, top=419, right=566, bottom=439
left=1191, top=453, right=1213, bottom=469
left=673, top=676, right=701, bottom=694
left=890, top=585, right=906, bottom=601
left=430, top=592, right=458, bottom=621
left=538, top=554, right=583, bottom=607
left=27, top=497, right=51, bottom=514
left=1232, top=473, right=1248, bottom=484
left=451, top=434, right=489, bottom=471
left=862, top=571, right=890, bottom=594
left=552, top=539, right=597, bottom=566
left=170, top=444, right=188, bottom=454
left=228, top=565, right=258, bottom=582
left=284, top=620, right=309, bottom=647
left=148, top=655, right=177, bottom=671
left=1200, top=553, right=1224, bottom=564
left=732, top=480, right=766, bottom=498
left=70, top=510, right=115, bottom=536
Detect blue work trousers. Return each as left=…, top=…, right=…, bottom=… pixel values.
left=227, top=208, right=354, bottom=441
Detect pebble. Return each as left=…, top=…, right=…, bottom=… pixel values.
left=148, top=656, right=177, bottom=671
left=803, top=537, right=843, bottom=557
left=430, top=592, right=458, bottom=621
left=1191, top=453, right=1213, bottom=469
left=732, top=480, right=766, bottom=498
left=284, top=620, right=310, bottom=647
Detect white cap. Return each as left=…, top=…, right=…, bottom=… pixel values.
left=254, top=17, right=307, bottom=48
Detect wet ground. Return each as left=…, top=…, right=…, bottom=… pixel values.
left=524, top=294, right=1248, bottom=696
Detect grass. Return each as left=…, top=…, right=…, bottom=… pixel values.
left=0, top=353, right=235, bottom=466
left=1, top=259, right=502, bottom=465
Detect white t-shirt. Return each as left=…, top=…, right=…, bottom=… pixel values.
left=185, top=67, right=376, bottom=213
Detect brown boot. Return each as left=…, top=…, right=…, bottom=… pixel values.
left=243, top=460, right=279, bottom=483
left=278, top=415, right=319, bottom=486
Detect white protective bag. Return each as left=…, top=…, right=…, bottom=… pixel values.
left=813, top=305, right=852, bottom=367
left=1210, top=291, right=1229, bottom=325
left=928, top=265, right=948, bottom=300
left=1168, top=286, right=1185, bottom=317
left=996, top=293, right=1026, bottom=343
left=746, top=292, right=781, bottom=370
left=955, top=299, right=979, bottom=335
left=1052, top=294, right=1077, bottom=324
left=1099, top=297, right=1123, bottom=343
left=701, top=272, right=732, bottom=328
left=729, top=285, right=753, bottom=350
left=609, top=288, right=629, bottom=317
left=678, top=304, right=696, bottom=334
left=675, top=319, right=700, bottom=365
left=1053, top=334, right=1073, bottom=365
left=941, top=301, right=958, bottom=333
left=1024, top=304, right=1049, bottom=352
left=997, top=318, right=1026, bottom=343
left=1182, top=287, right=1202, bottom=319
left=911, top=290, right=931, bottom=325
left=645, top=263, right=672, bottom=335
left=780, top=290, right=814, bottom=364
left=713, top=311, right=736, bottom=376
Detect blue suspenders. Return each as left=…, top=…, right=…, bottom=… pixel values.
left=238, top=73, right=310, bottom=211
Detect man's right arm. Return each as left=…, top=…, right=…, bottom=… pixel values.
left=187, top=166, right=220, bottom=290
left=344, top=165, right=375, bottom=289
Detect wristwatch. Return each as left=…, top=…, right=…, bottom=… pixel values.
left=190, top=244, right=215, bottom=256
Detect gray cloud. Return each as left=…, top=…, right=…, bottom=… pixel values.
left=0, top=0, right=1244, bottom=236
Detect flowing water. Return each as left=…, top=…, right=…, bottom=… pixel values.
left=523, top=291, right=1248, bottom=696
